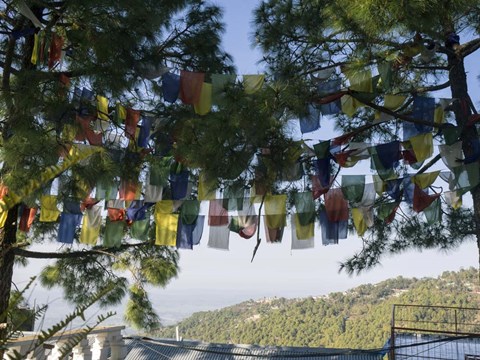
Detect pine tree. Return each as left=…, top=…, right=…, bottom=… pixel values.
left=248, top=0, right=480, bottom=273
left=0, top=0, right=234, bottom=342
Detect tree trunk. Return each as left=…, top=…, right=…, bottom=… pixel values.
left=447, top=39, right=480, bottom=281
left=0, top=206, right=20, bottom=351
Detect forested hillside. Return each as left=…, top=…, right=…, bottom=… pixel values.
left=152, top=268, right=480, bottom=349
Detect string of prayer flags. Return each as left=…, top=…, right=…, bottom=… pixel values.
left=243, top=74, right=265, bottom=94
left=162, top=72, right=180, bottom=103
left=299, top=104, right=321, bottom=134
left=193, top=83, right=212, bottom=115
left=179, top=70, right=205, bottom=104
left=265, top=194, right=287, bottom=228
left=57, top=212, right=82, bottom=244
left=154, top=200, right=178, bottom=246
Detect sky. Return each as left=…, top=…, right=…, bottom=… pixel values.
left=12, top=0, right=480, bottom=331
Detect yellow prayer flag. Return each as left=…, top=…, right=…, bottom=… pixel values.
left=243, top=75, right=265, bottom=94
left=352, top=208, right=367, bottom=236
left=294, top=214, right=314, bottom=240
left=155, top=200, right=174, bottom=214
left=97, top=95, right=109, bottom=121
left=155, top=213, right=178, bottom=246
left=265, top=194, right=287, bottom=228
left=31, top=33, right=39, bottom=65
left=412, top=171, right=440, bottom=189
left=116, top=103, right=127, bottom=123
left=345, top=69, right=373, bottom=92
left=373, top=175, right=386, bottom=196
left=0, top=210, right=7, bottom=228
left=198, top=174, right=217, bottom=200
left=409, top=132, right=433, bottom=162
left=194, top=83, right=212, bottom=115
left=341, top=95, right=361, bottom=117
left=384, top=94, right=407, bottom=110
left=434, top=105, right=445, bottom=127
left=80, top=213, right=100, bottom=245
left=40, top=195, right=60, bottom=222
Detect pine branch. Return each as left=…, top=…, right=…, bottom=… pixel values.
left=13, top=242, right=152, bottom=259
left=459, top=37, right=480, bottom=58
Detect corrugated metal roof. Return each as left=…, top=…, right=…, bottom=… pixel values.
left=123, top=337, right=385, bottom=360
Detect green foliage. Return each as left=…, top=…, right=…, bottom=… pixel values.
left=152, top=268, right=480, bottom=349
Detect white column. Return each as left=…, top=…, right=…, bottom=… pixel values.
left=47, top=339, right=71, bottom=360
left=72, top=338, right=92, bottom=360
left=108, top=329, right=126, bottom=360
left=90, top=333, right=109, bottom=360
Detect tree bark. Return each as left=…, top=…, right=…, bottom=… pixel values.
left=0, top=206, right=19, bottom=350
left=447, top=38, right=480, bottom=281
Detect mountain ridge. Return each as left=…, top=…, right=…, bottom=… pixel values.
left=152, top=268, right=480, bottom=349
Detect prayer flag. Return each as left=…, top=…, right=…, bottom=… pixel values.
left=180, top=70, right=205, bottom=104
left=103, top=219, right=124, bottom=248
left=162, top=72, right=180, bottom=103
left=194, top=83, right=212, bottom=115
left=265, top=194, right=287, bottom=228
left=243, top=75, right=264, bottom=94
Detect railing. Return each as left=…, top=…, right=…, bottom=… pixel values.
left=4, top=325, right=126, bottom=360
left=390, top=304, right=480, bottom=360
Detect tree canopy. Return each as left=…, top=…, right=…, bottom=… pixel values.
left=2, top=0, right=480, bottom=341
left=0, top=0, right=234, bottom=335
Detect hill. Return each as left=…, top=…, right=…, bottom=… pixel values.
left=152, top=268, right=480, bottom=349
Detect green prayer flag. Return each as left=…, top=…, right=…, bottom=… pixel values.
left=314, top=141, right=330, bottom=158
left=294, top=192, right=315, bottom=226
left=103, top=219, right=124, bottom=248
left=181, top=199, right=200, bottom=225
left=424, top=198, right=441, bottom=224
left=211, top=74, right=237, bottom=106
left=131, top=219, right=150, bottom=241
left=341, top=175, right=365, bottom=203
left=377, top=202, right=399, bottom=221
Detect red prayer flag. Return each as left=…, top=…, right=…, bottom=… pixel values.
left=179, top=71, right=205, bottom=104
left=19, top=206, right=37, bottom=232
left=125, top=108, right=140, bottom=139
left=48, top=33, right=64, bottom=69
left=413, top=185, right=441, bottom=213
left=324, top=188, right=349, bottom=222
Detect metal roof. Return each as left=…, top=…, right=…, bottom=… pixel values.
left=123, top=337, right=385, bottom=360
